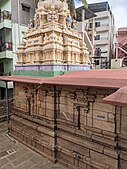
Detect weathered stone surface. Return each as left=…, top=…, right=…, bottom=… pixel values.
left=120, top=151, right=127, bottom=161
left=9, top=82, right=127, bottom=169
left=90, top=150, right=118, bottom=168
left=103, top=147, right=118, bottom=158
left=93, top=119, right=115, bottom=132
left=119, top=159, right=127, bottom=169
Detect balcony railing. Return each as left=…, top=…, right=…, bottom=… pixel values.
left=86, top=24, right=109, bottom=31
left=101, top=37, right=109, bottom=40
left=119, top=39, right=127, bottom=47
left=101, top=23, right=109, bottom=27
left=0, top=10, right=11, bottom=22
left=95, top=37, right=109, bottom=41
left=0, top=42, right=13, bottom=52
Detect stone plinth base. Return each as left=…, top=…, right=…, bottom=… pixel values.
left=15, top=64, right=91, bottom=71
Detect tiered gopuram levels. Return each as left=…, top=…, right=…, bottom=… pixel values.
left=15, top=0, right=91, bottom=76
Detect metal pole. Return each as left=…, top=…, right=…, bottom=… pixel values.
left=92, top=17, right=95, bottom=68
left=116, top=46, right=118, bottom=59
left=17, top=0, right=21, bottom=43
left=92, top=17, right=95, bottom=56
left=82, top=9, right=85, bottom=42
left=5, top=81, right=9, bottom=124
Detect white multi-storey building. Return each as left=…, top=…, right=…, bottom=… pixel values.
left=0, top=0, right=35, bottom=98
left=88, top=2, right=116, bottom=69
left=76, top=2, right=116, bottom=69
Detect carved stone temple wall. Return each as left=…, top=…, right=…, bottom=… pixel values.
left=9, top=81, right=127, bottom=169
left=15, top=0, right=91, bottom=75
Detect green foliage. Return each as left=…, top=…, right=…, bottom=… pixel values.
left=66, top=0, right=88, bottom=18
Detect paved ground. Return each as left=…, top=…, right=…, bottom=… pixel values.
left=0, top=122, right=67, bottom=169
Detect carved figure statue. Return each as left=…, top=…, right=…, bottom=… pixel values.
left=47, top=12, right=59, bottom=22
left=53, top=13, right=59, bottom=22
left=71, top=19, right=77, bottom=30
left=66, top=14, right=72, bottom=29
left=63, top=0, right=68, bottom=12
left=35, top=14, right=40, bottom=29
left=28, top=18, right=34, bottom=29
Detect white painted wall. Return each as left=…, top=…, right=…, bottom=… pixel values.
left=12, top=23, right=28, bottom=69
left=0, top=0, right=11, bottom=12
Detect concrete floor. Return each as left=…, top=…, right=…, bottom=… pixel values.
left=0, top=122, right=67, bottom=169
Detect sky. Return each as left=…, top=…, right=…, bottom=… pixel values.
left=76, top=0, right=127, bottom=30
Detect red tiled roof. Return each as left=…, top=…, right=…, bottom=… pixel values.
left=45, top=69, right=127, bottom=88
left=49, top=69, right=127, bottom=79
left=103, top=86, right=127, bottom=106
left=1, top=69, right=127, bottom=88
left=0, top=76, right=45, bottom=84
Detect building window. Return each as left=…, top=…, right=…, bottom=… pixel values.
left=94, top=60, right=100, bottom=65
left=95, top=22, right=100, bottom=27
left=95, top=35, right=100, bottom=40
left=95, top=48, right=101, bottom=56
left=22, top=4, right=30, bottom=12
left=89, top=23, right=92, bottom=28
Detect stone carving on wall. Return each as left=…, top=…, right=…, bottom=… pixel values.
left=16, top=0, right=91, bottom=65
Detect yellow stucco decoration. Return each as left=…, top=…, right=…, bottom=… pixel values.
left=16, top=0, right=90, bottom=65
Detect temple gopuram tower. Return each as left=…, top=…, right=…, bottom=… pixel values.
left=15, top=0, right=91, bottom=76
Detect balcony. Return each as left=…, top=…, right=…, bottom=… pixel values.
left=0, top=42, right=13, bottom=59
left=0, top=42, right=12, bottom=51
left=86, top=23, right=109, bottom=34
left=0, top=72, right=13, bottom=89
left=96, top=24, right=109, bottom=32
left=95, top=37, right=109, bottom=45
left=0, top=10, right=12, bottom=29
left=0, top=81, right=13, bottom=89
left=96, top=11, right=110, bottom=19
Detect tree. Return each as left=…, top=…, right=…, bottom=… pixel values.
left=65, top=0, right=88, bottom=18
left=34, top=0, right=38, bottom=8
left=34, top=0, right=88, bottom=18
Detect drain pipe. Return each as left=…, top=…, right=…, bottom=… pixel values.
left=5, top=81, right=9, bottom=124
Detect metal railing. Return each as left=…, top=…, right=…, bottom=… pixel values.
left=87, top=23, right=109, bottom=30
left=0, top=10, right=11, bottom=22
left=95, top=37, right=109, bottom=41
left=100, top=23, right=109, bottom=27
left=0, top=42, right=13, bottom=52
left=119, top=39, right=127, bottom=47
left=0, top=72, right=11, bottom=76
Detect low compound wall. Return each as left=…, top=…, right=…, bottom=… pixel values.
left=8, top=82, right=127, bottom=169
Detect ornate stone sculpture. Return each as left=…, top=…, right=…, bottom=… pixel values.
left=16, top=0, right=90, bottom=67
left=71, top=19, right=77, bottom=29
left=28, top=18, right=34, bottom=29
left=66, top=14, right=72, bottom=29
left=47, top=12, right=59, bottom=22
left=35, top=14, right=40, bottom=29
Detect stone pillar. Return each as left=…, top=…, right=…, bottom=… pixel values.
left=53, top=50, right=56, bottom=63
